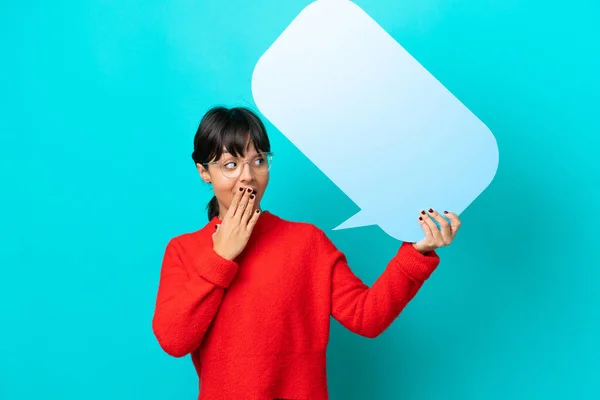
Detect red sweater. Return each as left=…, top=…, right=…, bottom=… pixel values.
left=152, top=211, right=440, bottom=399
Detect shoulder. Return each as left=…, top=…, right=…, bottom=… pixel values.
left=271, top=214, right=324, bottom=237
left=162, top=221, right=214, bottom=256
left=271, top=214, right=337, bottom=253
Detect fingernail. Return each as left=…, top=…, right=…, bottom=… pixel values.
left=239, top=187, right=243, bottom=191
left=214, top=224, right=218, bottom=229
left=250, top=194, right=255, bottom=199
left=419, top=216, right=423, bottom=220
left=247, top=188, right=252, bottom=192
left=443, top=211, right=448, bottom=214
left=428, top=208, right=434, bottom=213
left=420, top=210, right=426, bottom=215
left=256, top=209, right=260, bottom=213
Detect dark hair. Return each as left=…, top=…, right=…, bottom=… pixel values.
left=191, top=106, right=271, bottom=221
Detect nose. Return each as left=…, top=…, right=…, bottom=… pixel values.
left=238, top=162, right=255, bottom=182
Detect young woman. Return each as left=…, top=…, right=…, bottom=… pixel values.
left=152, top=106, right=461, bottom=400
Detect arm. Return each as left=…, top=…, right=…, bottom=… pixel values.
left=321, top=230, right=440, bottom=338
left=152, top=237, right=238, bottom=357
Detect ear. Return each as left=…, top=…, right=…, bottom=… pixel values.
left=196, top=163, right=212, bottom=183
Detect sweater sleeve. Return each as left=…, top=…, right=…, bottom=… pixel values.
left=152, top=237, right=239, bottom=357
left=320, top=229, right=440, bottom=338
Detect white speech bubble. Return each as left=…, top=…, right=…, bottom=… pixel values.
left=251, top=0, right=498, bottom=242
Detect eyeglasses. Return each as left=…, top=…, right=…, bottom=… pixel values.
left=204, top=152, right=274, bottom=179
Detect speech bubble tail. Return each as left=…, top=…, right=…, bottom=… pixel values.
left=332, top=210, right=374, bottom=231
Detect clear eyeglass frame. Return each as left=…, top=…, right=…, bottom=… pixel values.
left=204, top=151, right=274, bottom=179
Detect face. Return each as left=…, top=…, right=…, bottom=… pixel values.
left=196, top=141, right=269, bottom=219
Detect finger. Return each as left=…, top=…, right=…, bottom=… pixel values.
left=241, top=191, right=256, bottom=224
left=422, top=209, right=444, bottom=246
left=428, top=208, right=452, bottom=245
left=233, top=187, right=253, bottom=220
left=418, top=214, right=434, bottom=241
left=442, top=211, right=461, bottom=237
left=246, top=208, right=261, bottom=232
left=226, top=187, right=245, bottom=220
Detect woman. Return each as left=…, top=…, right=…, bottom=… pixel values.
left=152, top=106, right=461, bottom=400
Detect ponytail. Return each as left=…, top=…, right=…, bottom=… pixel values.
left=207, top=195, right=220, bottom=221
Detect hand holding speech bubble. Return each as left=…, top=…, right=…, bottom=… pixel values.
left=251, top=0, right=498, bottom=242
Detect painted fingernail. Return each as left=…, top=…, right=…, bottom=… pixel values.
left=419, top=216, right=423, bottom=220
left=256, top=209, right=260, bottom=213
left=250, top=194, right=255, bottom=199
left=420, top=210, right=426, bottom=215
left=429, top=208, right=434, bottom=213
left=239, top=187, right=243, bottom=191
left=247, top=188, right=252, bottom=192
left=443, top=211, right=448, bottom=214
left=214, top=224, right=218, bottom=229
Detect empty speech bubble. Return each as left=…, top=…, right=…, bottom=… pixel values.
left=251, top=0, right=498, bottom=242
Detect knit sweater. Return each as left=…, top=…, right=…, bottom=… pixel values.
left=152, top=211, right=440, bottom=399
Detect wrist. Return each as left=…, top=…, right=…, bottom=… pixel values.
left=411, top=242, right=429, bottom=254
left=213, top=245, right=234, bottom=261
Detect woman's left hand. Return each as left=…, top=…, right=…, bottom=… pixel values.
left=412, top=208, right=461, bottom=253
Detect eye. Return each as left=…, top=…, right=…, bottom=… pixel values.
left=222, top=161, right=237, bottom=169
left=253, top=155, right=265, bottom=165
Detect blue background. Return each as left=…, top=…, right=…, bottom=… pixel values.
left=1, top=0, right=598, bottom=399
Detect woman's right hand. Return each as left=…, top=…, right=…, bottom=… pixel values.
left=212, top=187, right=261, bottom=261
